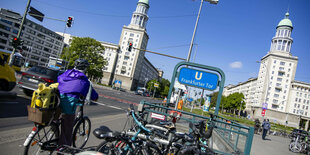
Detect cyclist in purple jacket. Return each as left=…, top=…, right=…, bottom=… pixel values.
left=57, top=59, right=98, bottom=146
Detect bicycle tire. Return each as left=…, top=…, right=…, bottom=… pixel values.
left=24, top=123, right=59, bottom=155
left=72, top=116, right=91, bottom=148
left=133, top=141, right=161, bottom=155
left=289, top=142, right=302, bottom=153
left=96, top=139, right=132, bottom=155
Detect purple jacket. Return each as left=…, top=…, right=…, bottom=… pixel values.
left=58, top=69, right=98, bottom=114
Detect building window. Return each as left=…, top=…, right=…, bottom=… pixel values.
left=278, top=72, right=284, bottom=76
left=277, top=78, right=282, bottom=82
left=306, top=112, right=308, bottom=116
left=280, top=61, right=285, bottom=65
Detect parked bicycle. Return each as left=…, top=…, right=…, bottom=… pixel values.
left=23, top=97, right=91, bottom=155
left=289, top=129, right=310, bottom=154
left=92, top=104, right=216, bottom=155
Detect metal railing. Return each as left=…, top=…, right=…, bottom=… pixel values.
left=138, top=100, right=254, bottom=155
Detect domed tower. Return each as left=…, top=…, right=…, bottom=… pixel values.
left=129, top=0, right=150, bottom=29
left=256, top=12, right=298, bottom=112
left=114, top=0, right=150, bottom=90
left=269, top=12, right=293, bottom=56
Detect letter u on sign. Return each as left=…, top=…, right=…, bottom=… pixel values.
left=195, top=72, right=202, bottom=80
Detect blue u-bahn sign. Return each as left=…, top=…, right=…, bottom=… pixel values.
left=178, top=67, right=219, bottom=90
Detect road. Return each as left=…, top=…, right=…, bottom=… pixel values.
left=0, top=85, right=296, bottom=155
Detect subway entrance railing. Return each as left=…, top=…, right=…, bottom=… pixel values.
left=138, top=100, right=254, bottom=155
left=140, top=61, right=254, bottom=154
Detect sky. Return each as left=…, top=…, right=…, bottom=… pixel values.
left=2, top=0, right=310, bottom=86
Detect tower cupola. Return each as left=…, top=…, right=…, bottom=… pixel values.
left=129, top=0, right=150, bottom=29
left=269, top=12, right=293, bottom=55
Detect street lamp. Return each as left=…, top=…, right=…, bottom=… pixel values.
left=256, top=61, right=270, bottom=114
left=144, top=78, right=148, bottom=88
left=186, top=0, right=219, bottom=62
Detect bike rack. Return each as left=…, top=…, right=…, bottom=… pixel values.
left=139, top=101, right=254, bottom=155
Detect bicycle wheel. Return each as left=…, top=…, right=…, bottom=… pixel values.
left=133, top=142, right=161, bottom=155
left=24, top=123, right=59, bottom=155
left=96, top=139, right=133, bottom=155
left=289, top=142, right=302, bottom=153
left=72, top=116, right=91, bottom=148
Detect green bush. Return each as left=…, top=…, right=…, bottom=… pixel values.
left=182, top=107, right=295, bottom=132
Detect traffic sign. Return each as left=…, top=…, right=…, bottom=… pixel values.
left=262, top=103, right=268, bottom=110
left=187, top=98, right=193, bottom=102
left=154, top=83, right=159, bottom=88
left=261, top=109, right=266, bottom=116
left=178, top=67, right=219, bottom=90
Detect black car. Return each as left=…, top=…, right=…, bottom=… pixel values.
left=18, top=66, right=64, bottom=96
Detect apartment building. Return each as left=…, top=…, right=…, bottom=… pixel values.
left=0, top=8, right=64, bottom=67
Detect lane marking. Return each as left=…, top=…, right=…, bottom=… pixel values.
left=92, top=101, right=124, bottom=110
left=107, top=105, right=123, bottom=110
left=98, top=94, right=138, bottom=106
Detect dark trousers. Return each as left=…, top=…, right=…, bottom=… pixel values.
left=58, top=114, right=75, bottom=146
left=262, top=129, right=267, bottom=140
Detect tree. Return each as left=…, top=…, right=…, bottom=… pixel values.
left=225, top=92, right=245, bottom=114
left=159, top=78, right=170, bottom=97
left=210, top=92, right=219, bottom=108
left=145, top=78, right=171, bottom=98
left=61, top=37, right=106, bottom=80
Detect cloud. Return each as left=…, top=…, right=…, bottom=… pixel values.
left=230, top=61, right=243, bottom=69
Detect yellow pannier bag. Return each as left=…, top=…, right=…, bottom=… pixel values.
left=30, top=83, right=59, bottom=109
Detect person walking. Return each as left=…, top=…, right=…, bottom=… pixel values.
left=262, top=119, right=271, bottom=140
left=254, top=119, right=261, bottom=134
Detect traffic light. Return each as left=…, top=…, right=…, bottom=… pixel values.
left=66, top=16, right=73, bottom=27
left=128, top=42, right=133, bottom=51
left=12, top=37, right=23, bottom=49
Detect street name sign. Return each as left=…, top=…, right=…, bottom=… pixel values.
left=154, top=83, right=159, bottom=88
left=261, top=109, right=266, bottom=116
left=178, top=67, right=219, bottom=90
left=262, top=103, right=268, bottom=110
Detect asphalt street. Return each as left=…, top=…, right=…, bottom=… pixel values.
left=0, top=84, right=297, bottom=155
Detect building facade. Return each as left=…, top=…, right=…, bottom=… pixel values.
left=59, top=1, right=161, bottom=90
left=223, top=12, right=310, bottom=129
left=100, top=0, right=161, bottom=90
left=0, top=8, right=64, bottom=67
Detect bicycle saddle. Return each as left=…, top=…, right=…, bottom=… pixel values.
left=93, top=126, right=120, bottom=139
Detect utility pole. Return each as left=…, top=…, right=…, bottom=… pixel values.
left=9, top=0, right=32, bottom=65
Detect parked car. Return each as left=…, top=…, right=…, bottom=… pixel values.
left=18, top=66, right=64, bottom=96
left=135, top=89, right=144, bottom=95
left=143, top=91, right=150, bottom=97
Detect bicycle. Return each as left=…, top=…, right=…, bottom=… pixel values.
left=93, top=104, right=216, bottom=155
left=23, top=97, right=91, bottom=155
left=94, top=104, right=162, bottom=154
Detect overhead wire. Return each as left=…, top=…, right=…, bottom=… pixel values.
left=33, top=0, right=197, bottom=19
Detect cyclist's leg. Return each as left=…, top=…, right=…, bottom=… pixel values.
left=59, top=114, right=75, bottom=146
